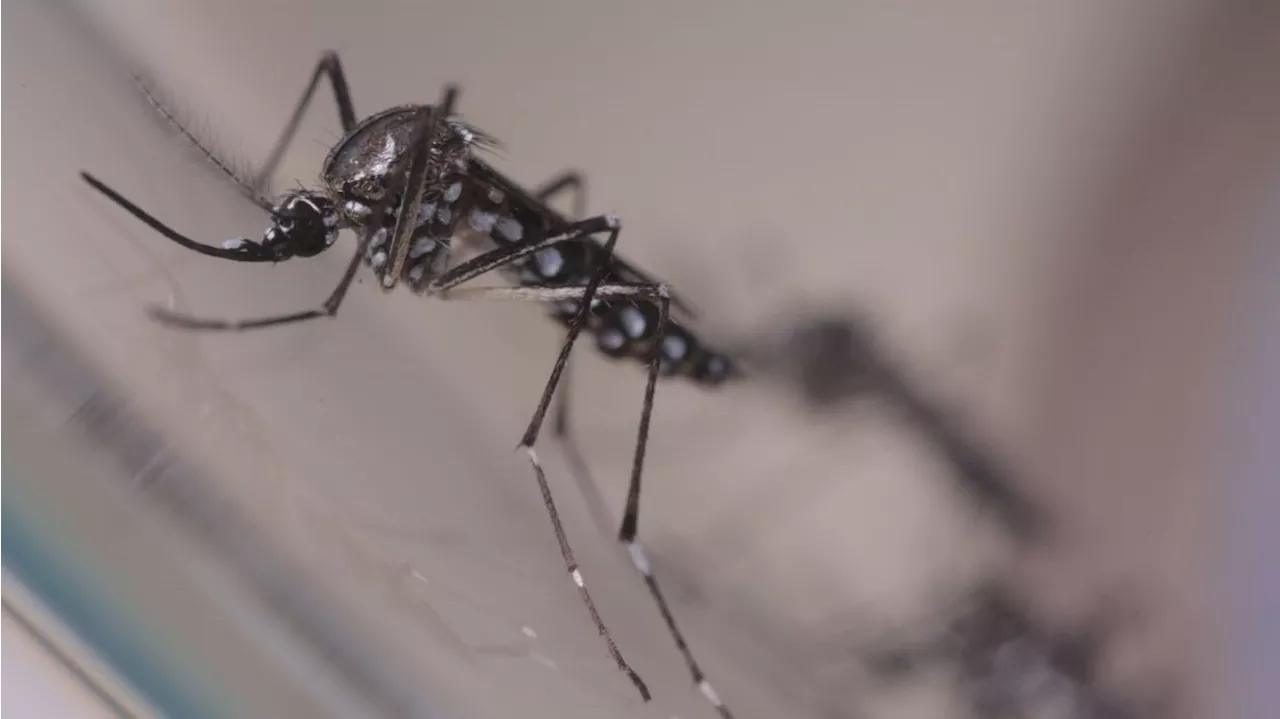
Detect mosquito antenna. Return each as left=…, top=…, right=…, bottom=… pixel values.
left=131, top=70, right=275, bottom=214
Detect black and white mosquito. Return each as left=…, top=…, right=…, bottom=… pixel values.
left=80, top=52, right=741, bottom=717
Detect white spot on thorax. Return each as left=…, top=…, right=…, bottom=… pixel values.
left=369, top=134, right=397, bottom=176
left=444, top=181, right=462, bottom=203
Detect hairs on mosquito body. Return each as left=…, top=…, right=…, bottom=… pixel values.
left=456, top=117, right=506, bottom=156
left=129, top=69, right=272, bottom=212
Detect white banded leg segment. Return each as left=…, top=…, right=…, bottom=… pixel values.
left=519, top=445, right=651, bottom=700
left=623, top=537, right=737, bottom=719
left=438, top=283, right=669, bottom=303
left=627, top=542, right=652, bottom=577
left=699, top=680, right=724, bottom=708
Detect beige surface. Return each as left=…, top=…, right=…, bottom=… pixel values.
left=2, top=604, right=138, bottom=719
left=7, top=1, right=1275, bottom=716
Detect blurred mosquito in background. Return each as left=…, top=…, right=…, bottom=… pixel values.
left=735, top=306, right=1048, bottom=543
left=79, top=52, right=745, bottom=717
left=858, top=579, right=1171, bottom=719
left=728, top=305, right=1170, bottom=717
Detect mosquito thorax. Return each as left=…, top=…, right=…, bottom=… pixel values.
left=322, top=105, right=490, bottom=204
left=261, top=191, right=340, bottom=259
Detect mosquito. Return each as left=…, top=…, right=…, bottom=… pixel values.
left=79, top=52, right=741, bottom=717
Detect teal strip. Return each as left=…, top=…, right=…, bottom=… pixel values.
left=2, top=482, right=228, bottom=719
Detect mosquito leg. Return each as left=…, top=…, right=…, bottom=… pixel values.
left=424, top=214, right=621, bottom=294
left=545, top=353, right=615, bottom=537
left=527, top=169, right=699, bottom=316
left=450, top=280, right=733, bottom=715
left=146, top=219, right=378, bottom=331
left=515, top=226, right=650, bottom=701
left=530, top=175, right=699, bottom=319
left=436, top=254, right=733, bottom=714
left=533, top=172, right=590, bottom=452
left=434, top=283, right=662, bottom=303
left=611, top=300, right=736, bottom=719
left=538, top=292, right=739, bottom=718
left=420, top=213, right=653, bottom=700
left=506, top=282, right=738, bottom=718
left=529, top=171, right=615, bottom=534
left=533, top=170, right=587, bottom=220
left=431, top=272, right=671, bottom=540
left=253, top=51, right=359, bottom=192
left=421, top=256, right=735, bottom=713
left=457, top=160, right=735, bottom=710
left=378, top=90, right=459, bottom=290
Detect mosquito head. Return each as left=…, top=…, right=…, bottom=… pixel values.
left=262, top=191, right=340, bottom=259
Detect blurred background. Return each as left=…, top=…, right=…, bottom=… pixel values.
left=4, top=1, right=1278, bottom=717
